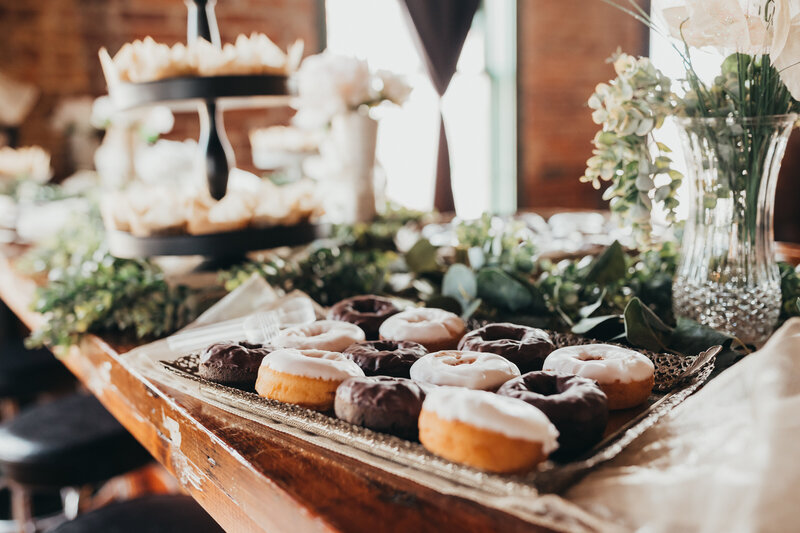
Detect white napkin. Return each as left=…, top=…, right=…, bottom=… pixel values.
left=567, top=318, right=800, bottom=532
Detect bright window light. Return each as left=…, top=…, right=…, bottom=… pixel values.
left=325, top=0, right=490, bottom=217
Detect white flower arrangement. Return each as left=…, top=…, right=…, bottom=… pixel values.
left=586, top=0, right=800, bottom=246
left=291, top=52, right=411, bottom=128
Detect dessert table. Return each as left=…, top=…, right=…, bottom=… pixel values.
left=2, top=237, right=798, bottom=533
left=0, top=246, right=607, bottom=533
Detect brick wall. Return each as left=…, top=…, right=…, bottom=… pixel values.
left=517, top=0, right=649, bottom=210
left=0, top=0, right=320, bottom=178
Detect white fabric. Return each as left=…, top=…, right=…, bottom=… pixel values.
left=567, top=318, right=800, bottom=532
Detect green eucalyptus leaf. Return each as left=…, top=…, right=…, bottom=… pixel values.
left=578, top=289, right=606, bottom=318
left=461, top=298, right=482, bottom=320
left=442, top=263, right=477, bottom=308
left=425, top=294, right=462, bottom=315
left=623, top=297, right=673, bottom=352
left=571, top=314, right=625, bottom=339
left=796, top=297, right=800, bottom=313
left=585, top=241, right=627, bottom=284
left=405, top=239, right=438, bottom=274
left=669, top=316, right=740, bottom=355
left=476, top=267, right=532, bottom=312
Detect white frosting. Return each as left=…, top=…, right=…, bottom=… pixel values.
left=422, top=387, right=559, bottom=452
left=261, top=348, right=365, bottom=381
left=272, top=320, right=365, bottom=352
left=410, top=350, right=520, bottom=390
left=379, top=308, right=466, bottom=345
left=542, top=344, right=654, bottom=384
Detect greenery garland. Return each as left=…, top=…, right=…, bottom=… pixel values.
left=18, top=205, right=800, bottom=353
left=22, top=211, right=212, bottom=350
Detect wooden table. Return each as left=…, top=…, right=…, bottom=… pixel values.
left=0, top=250, right=608, bottom=533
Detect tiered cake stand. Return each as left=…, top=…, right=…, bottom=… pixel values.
left=105, top=0, right=328, bottom=259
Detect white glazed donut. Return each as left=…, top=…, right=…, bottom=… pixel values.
left=409, top=350, right=520, bottom=390
left=542, top=344, right=655, bottom=410
left=542, top=344, right=653, bottom=383
left=260, top=348, right=365, bottom=381
left=256, top=348, right=365, bottom=411
left=379, top=308, right=466, bottom=351
left=418, top=387, right=559, bottom=473
left=272, top=320, right=365, bottom=352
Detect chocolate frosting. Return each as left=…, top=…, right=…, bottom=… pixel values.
left=458, top=322, right=555, bottom=373
left=329, top=295, right=402, bottom=340
left=497, top=371, right=608, bottom=458
left=198, top=342, right=270, bottom=387
left=334, top=376, right=426, bottom=439
left=343, top=340, right=427, bottom=378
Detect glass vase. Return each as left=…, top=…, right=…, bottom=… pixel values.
left=672, top=114, right=796, bottom=345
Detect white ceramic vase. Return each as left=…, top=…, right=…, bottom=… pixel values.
left=324, top=111, right=379, bottom=224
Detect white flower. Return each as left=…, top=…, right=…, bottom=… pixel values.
left=376, top=70, right=412, bottom=105
left=658, top=0, right=792, bottom=55
left=773, top=13, right=800, bottom=100
left=292, top=53, right=373, bottom=127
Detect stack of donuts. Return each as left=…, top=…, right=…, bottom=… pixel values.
left=196, top=294, right=656, bottom=474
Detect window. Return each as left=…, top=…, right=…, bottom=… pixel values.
left=325, top=0, right=509, bottom=217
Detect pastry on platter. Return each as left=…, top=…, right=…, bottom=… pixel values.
left=251, top=179, right=323, bottom=227
left=99, top=34, right=303, bottom=86
left=186, top=190, right=254, bottom=235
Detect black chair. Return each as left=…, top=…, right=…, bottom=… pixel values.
left=0, top=394, right=152, bottom=529
left=44, top=495, right=224, bottom=533
left=0, top=340, right=74, bottom=419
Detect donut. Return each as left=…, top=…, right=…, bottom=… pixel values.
left=497, top=371, right=608, bottom=457
left=255, top=348, right=365, bottom=411
left=542, top=344, right=655, bottom=410
left=458, top=323, right=555, bottom=373
left=328, top=295, right=402, bottom=340
left=379, top=308, right=466, bottom=352
left=418, top=387, right=559, bottom=473
left=342, top=340, right=427, bottom=378
left=409, top=350, right=520, bottom=391
left=197, top=342, right=270, bottom=387
left=334, top=376, right=426, bottom=439
left=272, top=320, right=366, bottom=352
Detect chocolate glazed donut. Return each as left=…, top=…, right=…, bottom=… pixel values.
left=334, top=376, right=426, bottom=439
left=458, top=323, right=555, bottom=373
left=329, top=295, right=402, bottom=340
left=198, top=342, right=270, bottom=388
left=497, top=371, right=608, bottom=458
left=343, top=340, right=427, bottom=378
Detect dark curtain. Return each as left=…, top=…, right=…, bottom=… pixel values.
left=400, top=0, right=480, bottom=213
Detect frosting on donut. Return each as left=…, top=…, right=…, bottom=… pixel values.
left=272, top=320, right=365, bottom=352
left=261, top=348, right=365, bottom=381
left=378, top=308, right=466, bottom=345
left=334, top=376, right=425, bottom=438
left=409, top=350, right=520, bottom=390
left=458, top=323, right=555, bottom=373
left=328, top=295, right=402, bottom=340
left=343, top=340, right=427, bottom=378
left=422, top=387, right=559, bottom=451
left=542, top=344, right=654, bottom=384
left=497, top=371, right=608, bottom=456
